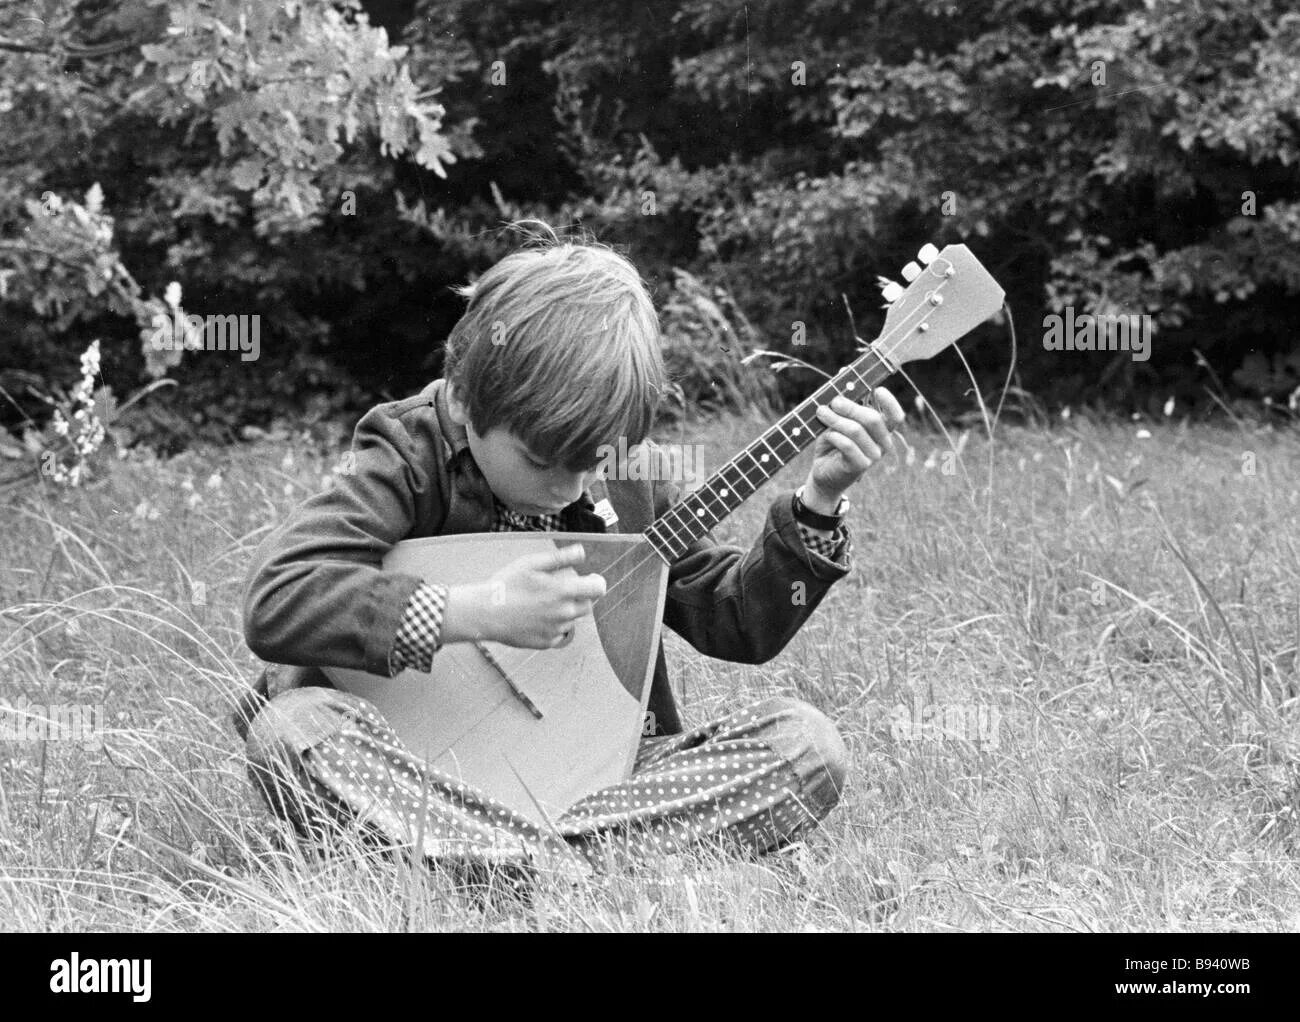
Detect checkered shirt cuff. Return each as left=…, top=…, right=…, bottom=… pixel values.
left=796, top=521, right=852, bottom=570
left=388, top=581, right=449, bottom=676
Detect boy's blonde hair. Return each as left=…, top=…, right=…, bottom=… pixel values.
left=443, top=222, right=665, bottom=470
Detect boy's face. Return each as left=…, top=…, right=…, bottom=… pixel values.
left=447, top=386, right=597, bottom=514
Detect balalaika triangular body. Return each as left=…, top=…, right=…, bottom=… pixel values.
left=326, top=533, right=669, bottom=826
left=326, top=241, right=1006, bottom=827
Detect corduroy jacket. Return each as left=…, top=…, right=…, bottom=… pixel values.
left=234, top=378, right=851, bottom=743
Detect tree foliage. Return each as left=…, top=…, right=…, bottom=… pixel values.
left=2, top=0, right=459, bottom=444
left=3, top=0, right=1299, bottom=449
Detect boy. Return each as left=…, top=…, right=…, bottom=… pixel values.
left=235, top=226, right=905, bottom=878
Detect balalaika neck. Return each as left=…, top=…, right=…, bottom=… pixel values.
left=644, top=342, right=897, bottom=562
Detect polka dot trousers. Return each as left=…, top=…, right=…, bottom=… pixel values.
left=242, top=686, right=850, bottom=874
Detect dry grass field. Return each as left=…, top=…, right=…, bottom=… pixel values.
left=2, top=410, right=1298, bottom=931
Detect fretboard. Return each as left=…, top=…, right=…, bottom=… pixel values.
left=644, top=343, right=897, bottom=562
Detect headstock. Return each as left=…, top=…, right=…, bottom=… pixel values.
left=874, top=243, right=1005, bottom=366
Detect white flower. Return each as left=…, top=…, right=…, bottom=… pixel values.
left=1136, top=428, right=1152, bottom=439
left=44, top=341, right=109, bottom=487
left=164, top=281, right=182, bottom=309
left=1162, top=397, right=1175, bottom=417
left=79, top=340, right=101, bottom=378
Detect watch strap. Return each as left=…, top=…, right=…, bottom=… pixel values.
left=793, top=486, right=848, bottom=529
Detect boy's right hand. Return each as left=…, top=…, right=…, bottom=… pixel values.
left=441, top=544, right=607, bottom=649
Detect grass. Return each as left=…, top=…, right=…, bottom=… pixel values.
left=1, top=409, right=1298, bottom=931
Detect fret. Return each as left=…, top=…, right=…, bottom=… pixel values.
left=696, top=479, right=728, bottom=515
left=717, top=451, right=763, bottom=504
left=663, top=529, right=691, bottom=560
left=753, top=434, right=781, bottom=469
left=768, top=423, right=800, bottom=458
left=709, top=463, right=735, bottom=502
left=730, top=453, right=761, bottom=494
left=846, top=363, right=872, bottom=390
left=788, top=403, right=818, bottom=435
left=644, top=340, right=902, bottom=563
left=837, top=369, right=864, bottom=400
left=647, top=528, right=679, bottom=562
left=646, top=526, right=672, bottom=561
left=717, top=460, right=755, bottom=501
left=662, top=503, right=703, bottom=548
left=662, top=513, right=689, bottom=545
left=811, top=376, right=847, bottom=408
left=637, top=243, right=1008, bottom=560
left=852, top=346, right=893, bottom=388
left=686, top=484, right=725, bottom=527
left=649, top=514, right=686, bottom=555
left=700, top=479, right=731, bottom=519
left=683, top=493, right=707, bottom=523
left=704, top=475, right=735, bottom=512
left=664, top=503, right=696, bottom=539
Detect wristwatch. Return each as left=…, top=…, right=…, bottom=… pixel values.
left=792, top=485, right=848, bottom=529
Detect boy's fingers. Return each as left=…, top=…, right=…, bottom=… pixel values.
left=563, top=598, right=596, bottom=620
left=822, top=427, right=876, bottom=470
left=860, top=407, right=896, bottom=453
left=551, top=628, right=575, bottom=648
left=570, top=573, right=607, bottom=600
left=819, top=402, right=891, bottom=456
left=871, top=386, right=907, bottom=428
left=537, top=543, right=585, bottom=571
left=831, top=389, right=906, bottom=430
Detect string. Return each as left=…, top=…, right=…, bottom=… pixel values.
left=644, top=257, right=952, bottom=556
left=490, top=256, right=962, bottom=676
left=543, top=264, right=943, bottom=629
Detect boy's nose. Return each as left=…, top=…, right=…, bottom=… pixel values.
left=555, top=484, right=584, bottom=506
left=553, top=471, right=590, bottom=506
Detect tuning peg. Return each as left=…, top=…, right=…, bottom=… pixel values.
left=881, top=280, right=905, bottom=303
left=917, top=243, right=939, bottom=265
left=901, top=261, right=922, bottom=282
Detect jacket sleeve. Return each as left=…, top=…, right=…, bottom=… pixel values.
left=241, top=402, right=444, bottom=676
left=651, top=448, right=854, bottom=665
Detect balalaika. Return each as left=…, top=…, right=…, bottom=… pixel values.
left=325, top=242, right=1005, bottom=825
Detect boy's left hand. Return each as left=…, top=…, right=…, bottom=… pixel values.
left=803, top=388, right=906, bottom=512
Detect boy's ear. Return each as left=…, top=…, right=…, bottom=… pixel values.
left=445, top=382, right=470, bottom=426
